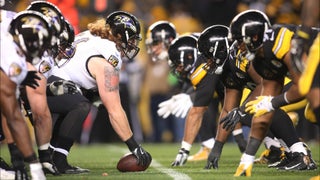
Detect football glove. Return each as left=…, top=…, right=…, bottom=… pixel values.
left=21, top=71, right=41, bottom=89
left=171, top=93, right=192, bottom=118
left=234, top=162, right=253, bottom=177
left=132, top=145, right=152, bottom=167
left=157, top=98, right=175, bottom=118
left=220, top=108, right=246, bottom=131
left=171, top=148, right=189, bottom=166
left=14, top=165, right=29, bottom=180
left=204, top=154, right=219, bottom=169
left=290, top=26, right=312, bottom=73
left=245, top=96, right=274, bottom=117
left=48, top=80, right=82, bottom=96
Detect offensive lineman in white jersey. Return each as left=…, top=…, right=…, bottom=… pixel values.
left=0, top=10, right=55, bottom=180
left=46, top=11, right=152, bottom=173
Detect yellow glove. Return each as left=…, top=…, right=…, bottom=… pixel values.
left=245, top=96, right=274, bottom=117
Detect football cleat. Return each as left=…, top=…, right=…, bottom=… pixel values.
left=254, top=145, right=285, bottom=164
left=268, top=151, right=292, bottom=168
left=234, top=163, right=253, bottom=177
left=277, top=152, right=313, bottom=171
left=188, top=146, right=211, bottom=161
left=62, top=165, right=90, bottom=174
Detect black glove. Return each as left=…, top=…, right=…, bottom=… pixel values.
left=132, top=145, right=152, bottom=167
left=204, top=153, right=219, bottom=169
left=290, top=26, right=312, bottom=72
left=220, top=108, right=246, bottom=131
left=14, top=165, right=29, bottom=180
left=21, top=71, right=41, bottom=89
left=47, top=80, right=82, bottom=96
left=171, top=148, right=189, bottom=166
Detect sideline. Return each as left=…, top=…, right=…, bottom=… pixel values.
left=110, top=145, right=192, bottom=180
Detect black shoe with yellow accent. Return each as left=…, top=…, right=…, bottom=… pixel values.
left=277, top=152, right=313, bottom=171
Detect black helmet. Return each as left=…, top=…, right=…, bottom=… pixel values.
left=198, top=25, right=230, bottom=74
left=168, top=35, right=198, bottom=78
left=229, top=9, right=271, bottom=52
left=27, top=1, right=65, bottom=36
left=27, top=1, right=65, bottom=58
left=9, top=10, right=53, bottom=65
left=106, top=11, right=142, bottom=60
left=145, top=21, right=177, bottom=61
left=56, top=20, right=76, bottom=67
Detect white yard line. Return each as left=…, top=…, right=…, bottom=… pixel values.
left=109, top=145, right=192, bottom=180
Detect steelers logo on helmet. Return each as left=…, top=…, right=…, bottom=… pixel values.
left=198, top=25, right=230, bottom=74
left=168, top=35, right=198, bottom=80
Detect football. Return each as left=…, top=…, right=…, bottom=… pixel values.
left=116, top=153, right=150, bottom=172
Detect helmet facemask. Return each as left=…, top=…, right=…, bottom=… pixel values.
left=120, top=31, right=141, bottom=60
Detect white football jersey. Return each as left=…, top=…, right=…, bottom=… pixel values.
left=0, top=10, right=16, bottom=35
left=51, top=30, right=122, bottom=90
left=0, top=33, right=27, bottom=86
left=34, top=51, right=55, bottom=79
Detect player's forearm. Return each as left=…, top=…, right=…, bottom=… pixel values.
left=108, top=109, right=133, bottom=141
left=183, top=107, right=206, bottom=144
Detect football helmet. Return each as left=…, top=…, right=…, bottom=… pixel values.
left=198, top=25, right=230, bottom=74
left=9, top=10, right=53, bottom=65
left=168, top=35, right=198, bottom=79
left=145, top=21, right=177, bottom=61
left=54, top=20, right=75, bottom=67
left=27, top=1, right=65, bottom=57
left=106, top=11, right=142, bottom=60
left=229, top=10, right=271, bottom=53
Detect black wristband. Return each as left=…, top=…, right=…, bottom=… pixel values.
left=24, top=153, right=38, bottom=163
left=271, top=93, right=289, bottom=109
left=125, top=136, right=139, bottom=152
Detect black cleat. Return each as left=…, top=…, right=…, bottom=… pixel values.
left=61, top=165, right=90, bottom=174
left=277, top=152, right=313, bottom=171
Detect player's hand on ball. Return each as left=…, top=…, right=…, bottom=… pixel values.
left=132, top=145, right=152, bottom=167
left=171, top=148, right=189, bottom=166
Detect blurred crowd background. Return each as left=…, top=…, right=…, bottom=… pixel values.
left=6, top=0, right=319, bottom=144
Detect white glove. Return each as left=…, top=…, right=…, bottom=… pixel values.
left=171, top=148, right=189, bottom=166
left=29, top=163, right=46, bottom=180
left=157, top=98, right=175, bottom=118
left=171, top=93, right=193, bottom=118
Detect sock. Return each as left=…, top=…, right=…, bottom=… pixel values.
left=212, top=141, right=224, bottom=158
left=202, top=138, right=215, bottom=149
left=245, top=136, right=262, bottom=156
left=263, top=137, right=281, bottom=149
left=39, top=143, right=50, bottom=150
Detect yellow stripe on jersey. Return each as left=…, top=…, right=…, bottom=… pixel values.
left=272, top=28, right=294, bottom=59
left=190, top=63, right=208, bottom=86
left=299, top=33, right=320, bottom=96
left=304, top=103, right=317, bottom=124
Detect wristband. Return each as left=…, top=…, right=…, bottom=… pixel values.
left=24, top=153, right=38, bottom=163
left=297, top=25, right=312, bottom=39
left=271, top=92, right=290, bottom=109
left=125, top=135, right=139, bottom=152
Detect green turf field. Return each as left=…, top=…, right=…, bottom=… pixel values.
left=1, top=142, right=319, bottom=180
